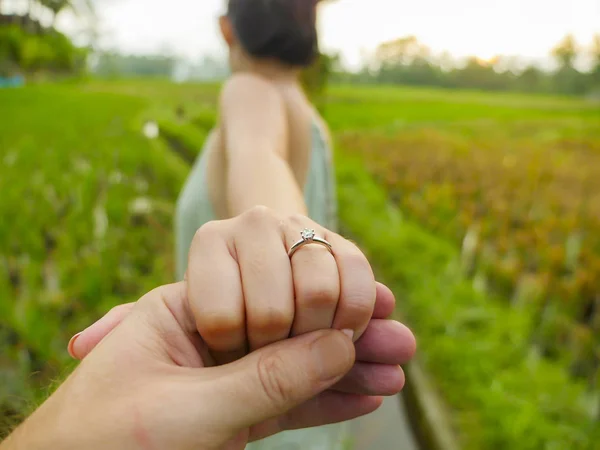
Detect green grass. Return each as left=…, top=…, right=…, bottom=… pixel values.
left=0, top=84, right=189, bottom=430
left=325, top=84, right=599, bottom=132
left=1, top=80, right=598, bottom=448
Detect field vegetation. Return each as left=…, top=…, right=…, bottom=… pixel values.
left=1, top=80, right=599, bottom=448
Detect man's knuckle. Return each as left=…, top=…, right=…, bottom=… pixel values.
left=256, top=352, right=293, bottom=409
left=108, top=303, right=129, bottom=316
left=137, top=286, right=166, bottom=309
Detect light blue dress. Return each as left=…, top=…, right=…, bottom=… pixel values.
left=175, top=122, right=349, bottom=450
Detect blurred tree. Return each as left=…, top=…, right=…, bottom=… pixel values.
left=517, top=66, right=543, bottom=92
left=341, top=34, right=596, bottom=96
left=591, top=34, right=600, bottom=68
left=437, top=50, right=455, bottom=72
left=43, top=0, right=71, bottom=25
left=452, top=57, right=499, bottom=90
left=297, top=0, right=340, bottom=107
left=301, top=51, right=337, bottom=110
left=551, top=35, right=586, bottom=95
left=374, top=36, right=442, bottom=86
left=552, top=34, right=578, bottom=69
left=589, top=34, right=600, bottom=91
left=0, top=0, right=96, bottom=75
left=92, top=51, right=176, bottom=78
left=375, top=36, right=429, bottom=67
left=0, top=24, right=86, bottom=75
left=41, top=0, right=94, bottom=26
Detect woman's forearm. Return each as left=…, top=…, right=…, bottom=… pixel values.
left=227, top=152, right=307, bottom=218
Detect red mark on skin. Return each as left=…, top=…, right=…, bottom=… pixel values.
left=133, top=406, right=155, bottom=450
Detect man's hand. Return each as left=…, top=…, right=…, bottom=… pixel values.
left=2, top=208, right=416, bottom=450
left=4, top=283, right=382, bottom=450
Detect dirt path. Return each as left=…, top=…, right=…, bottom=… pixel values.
left=350, top=394, right=419, bottom=450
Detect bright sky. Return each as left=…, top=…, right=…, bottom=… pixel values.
left=67, top=0, right=600, bottom=68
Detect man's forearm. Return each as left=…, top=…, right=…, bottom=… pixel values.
left=1, top=380, right=82, bottom=450
left=2, top=412, right=52, bottom=450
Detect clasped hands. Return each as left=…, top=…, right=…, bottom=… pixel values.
left=3, top=207, right=416, bottom=450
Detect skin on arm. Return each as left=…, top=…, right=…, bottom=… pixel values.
left=217, top=77, right=377, bottom=347
left=220, top=74, right=308, bottom=217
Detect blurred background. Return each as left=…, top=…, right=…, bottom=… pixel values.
left=1, top=0, right=599, bottom=449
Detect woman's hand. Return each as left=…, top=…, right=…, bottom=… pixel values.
left=187, top=206, right=378, bottom=354
left=70, top=207, right=416, bottom=397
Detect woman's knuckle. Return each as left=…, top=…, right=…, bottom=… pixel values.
left=287, top=213, right=309, bottom=225
left=199, top=310, right=242, bottom=339
left=341, top=279, right=377, bottom=319
left=251, top=307, right=293, bottom=335
left=344, top=296, right=375, bottom=318
left=243, top=205, right=277, bottom=225
left=194, top=220, right=222, bottom=242
left=347, top=248, right=372, bottom=272
left=297, top=280, right=339, bottom=308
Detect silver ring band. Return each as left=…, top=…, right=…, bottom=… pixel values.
left=288, top=228, right=333, bottom=258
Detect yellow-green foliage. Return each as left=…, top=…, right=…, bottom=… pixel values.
left=337, top=154, right=599, bottom=450
left=338, top=111, right=600, bottom=377
left=0, top=25, right=86, bottom=75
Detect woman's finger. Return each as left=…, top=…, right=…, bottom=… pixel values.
left=187, top=220, right=247, bottom=364
left=68, top=313, right=407, bottom=366
left=326, top=233, right=377, bottom=342
left=355, top=320, right=417, bottom=365
left=234, top=207, right=295, bottom=351
left=68, top=303, right=136, bottom=360
left=332, top=363, right=405, bottom=396
left=284, top=217, right=340, bottom=337
left=67, top=290, right=401, bottom=362
left=373, top=282, right=396, bottom=319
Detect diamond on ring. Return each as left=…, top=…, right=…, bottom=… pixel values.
left=289, top=228, right=333, bottom=258
left=301, top=228, right=316, bottom=241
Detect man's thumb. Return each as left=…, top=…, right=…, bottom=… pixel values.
left=211, top=329, right=355, bottom=430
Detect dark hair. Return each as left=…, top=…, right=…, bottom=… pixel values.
left=227, top=0, right=319, bottom=67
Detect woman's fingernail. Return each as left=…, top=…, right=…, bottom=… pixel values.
left=68, top=332, right=82, bottom=359
left=341, top=329, right=354, bottom=341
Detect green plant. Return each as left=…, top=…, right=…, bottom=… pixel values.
left=0, top=24, right=87, bottom=75
left=0, top=85, right=188, bottom=433
left=336, top=153, right=600, bottom=449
